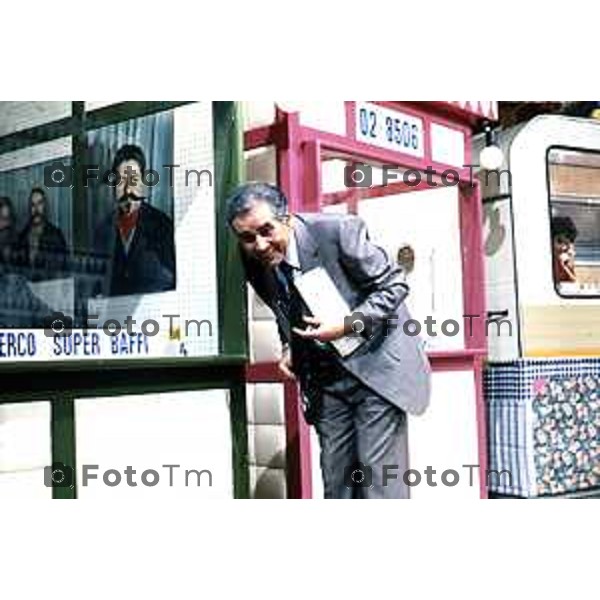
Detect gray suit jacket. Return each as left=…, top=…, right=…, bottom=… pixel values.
left=244, top=212, right=431, bottom=416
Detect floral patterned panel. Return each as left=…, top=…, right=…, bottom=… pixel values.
left=484, top=359, right=600, bottom=497
left=532, top=375, right=600, bottom=496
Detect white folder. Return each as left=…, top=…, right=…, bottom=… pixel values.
left=292, top=267, right=365, bottom=357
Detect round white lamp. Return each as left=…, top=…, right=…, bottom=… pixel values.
left=480, top=144, right=504, bottom=171
left=480, top=122, right=504, bottom=171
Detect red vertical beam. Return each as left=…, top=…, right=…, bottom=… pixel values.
left=459, top=180, right=489, bottom=498
left=459, top=180, right=487, bottom=351
left=345, top=101, right=356, bottom=139
left=277, top=109, right=314, bottom=499
left=302, top=140, right=321, bottom=212
left=277, top=109, right=303, bottom=211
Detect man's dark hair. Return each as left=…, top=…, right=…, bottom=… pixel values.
left=111, top=144, right=146, bottom=175
left=225, top=182, right=289, bottom=226
left=551, top=215, right=578, bottom=242
left=29, top=187, right=47, bottom=202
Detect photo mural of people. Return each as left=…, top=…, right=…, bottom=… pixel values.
left=0, top=155, right=73, bottom=328
left=0, top=102, right=218, bottom=362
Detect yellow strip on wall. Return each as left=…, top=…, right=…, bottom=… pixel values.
left=522, top=304, right=600, bottom=358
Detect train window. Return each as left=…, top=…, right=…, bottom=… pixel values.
left=548, top=148, right=600, bottom=296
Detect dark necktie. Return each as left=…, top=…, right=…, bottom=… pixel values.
left=275, top=260, right=293, bottom=295
left=275, top=261, right=306, bottom=327
left=276, top=262, right=345, bottom=400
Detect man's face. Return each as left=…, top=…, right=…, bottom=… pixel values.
left=30, top=192, right=46, bottom=225
left=115, top=159, right=144, bottom=214
left=231, top=200, right=291, bottom=269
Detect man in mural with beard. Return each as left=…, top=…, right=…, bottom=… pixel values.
left=93, top=144, right=176, bottom=297
left=16, top=187, right=68, bottom=280
left=0, top=195, right=52, bottom=327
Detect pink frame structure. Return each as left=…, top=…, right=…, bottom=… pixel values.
left=245, top=101, right=492, bottom=499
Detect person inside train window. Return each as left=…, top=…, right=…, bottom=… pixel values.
left=551, top=215, right=578, bottom=284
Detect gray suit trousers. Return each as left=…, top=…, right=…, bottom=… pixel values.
left=313, top=374, right=410, bottom=499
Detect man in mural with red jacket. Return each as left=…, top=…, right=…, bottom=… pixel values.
left=93, top=144, right=176, bottom=297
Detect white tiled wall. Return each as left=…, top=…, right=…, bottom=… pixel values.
left=75, top=391, right=233, bottom=499
left=0, top=402, right=52, bottom=498
left=246, top=383, right=287, bottom=499
left=246, top=282, right=288, bottom=499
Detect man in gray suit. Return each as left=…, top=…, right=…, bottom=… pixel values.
left=226, top=183, right=431, bottom=499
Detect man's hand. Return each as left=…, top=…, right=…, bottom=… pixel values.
left=559, top=251, right=577, bottom=281
left=292, top=315, right=347, bottom=343
left=278, top=345, right=296, bottom=380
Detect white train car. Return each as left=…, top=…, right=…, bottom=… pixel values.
left=480, top=115, right=600, bottom=498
